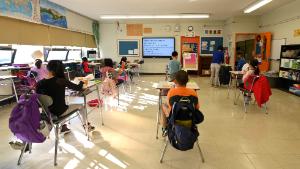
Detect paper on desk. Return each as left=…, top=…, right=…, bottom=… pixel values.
left=128, top=50, right=134, bottom=55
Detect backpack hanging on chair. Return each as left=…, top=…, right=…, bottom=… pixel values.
left=167, top=96, right=204, bottom=151
left=9, top=93, right=52, bottom=143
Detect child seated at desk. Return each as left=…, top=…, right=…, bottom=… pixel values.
left=100, top=58, right=125, bottom=96
left=119, top=56, right=134, bottom=81
left=168, top=51, right=181, bottom=81
left=28, top=59, right=48, bottom=81
left=242, top=59, right=259, bottom=82
left=36, top=60, right=95, bottom=133
left=161, top=70, right=200, bottom=136
left=82, top=57, right=92, bottom=75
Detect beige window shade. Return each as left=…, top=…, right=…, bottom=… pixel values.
left=0, top=16, right=93, bottom=47
left=19, top=22, right=50, bottom=45
left=49, top=27, right=73, bottom=46
left=0, top=17, right=21, bottom=44
left=70, top=31, right=86, bottom=47
left=85, top=34, right=96, bottom=48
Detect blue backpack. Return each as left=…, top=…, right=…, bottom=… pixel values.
left=167, top=96, right=204, bottom=151
left=9, top=93, right=51, bottom=143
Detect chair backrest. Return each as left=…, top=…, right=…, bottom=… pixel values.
left=38, top=95, right=53, bottom=116
left=169, top=96, right=203, bottom=127
left=168, top=96, right=203, bottom=151
left=244, top=75, right=260, bottom=92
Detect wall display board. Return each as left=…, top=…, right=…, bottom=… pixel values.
left=142, top=37, right=175, bottom=58
left=183, top=53, right=198, bottom=71
left=118, top=40, right=139, bottom=57
left=201, top=37, right=223, bottom=55
left=40, top=0, right=67, bottom=28
left=0, top=0, right=33, bottom=20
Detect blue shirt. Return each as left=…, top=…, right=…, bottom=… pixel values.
left=212, top=51, right=224, bottom=64
left=168, top=60, right=181, bottom=75
left=237, top=58, right=246, bottom=71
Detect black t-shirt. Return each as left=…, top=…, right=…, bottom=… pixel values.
left=36, top=77, right=83, bottom=116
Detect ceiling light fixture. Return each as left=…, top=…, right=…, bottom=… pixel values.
left=100, top=14, right=209, bottom=19
left=244, top=0, right=272, bottom=13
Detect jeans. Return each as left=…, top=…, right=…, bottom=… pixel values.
left=210, top=63, right=221, bottom=86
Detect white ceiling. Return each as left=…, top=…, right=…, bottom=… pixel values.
left=50, top=0, right=295, bottom=21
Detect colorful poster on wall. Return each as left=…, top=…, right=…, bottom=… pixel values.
left=40, top=0, right=67, bottom=28
left=183, top=53, right=198, bottom=71
left=0, top=0, right=33, bottom=20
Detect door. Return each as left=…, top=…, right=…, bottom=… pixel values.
left=245, top=39, right=255, bottom=62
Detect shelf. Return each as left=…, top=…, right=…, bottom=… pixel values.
left=280, top=57, right=300, bottom=59
left=280, top=77, right=300, bottom=83
left=280, top=67, right=300, bottom=71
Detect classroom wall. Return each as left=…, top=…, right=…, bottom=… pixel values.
left=259, top=0, right=300, bottom=71
left=99, top=21, right=224, bottom=73
left=223, top=16, right=259, bottom=66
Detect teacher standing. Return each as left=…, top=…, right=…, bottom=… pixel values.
left=210, top=46, right=224, bottom=87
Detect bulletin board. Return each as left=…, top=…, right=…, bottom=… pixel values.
left=118, top=40, right=139, bottom=57
left=126, top=24, right=143, bottom=36
left=200, top=37, right=223, bottom=55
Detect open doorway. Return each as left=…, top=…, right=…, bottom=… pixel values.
left=235, top=34, right=256, bottom=66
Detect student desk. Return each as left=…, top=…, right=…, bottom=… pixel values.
left=0, top=75, right=18, bottom=102
left=154, top=81, right=200, bottom=139
left=66, top=80, right=103, bottom=140
left=227, top=71, right=244, bottom=104
left=88, top=63, right=101, bottom=77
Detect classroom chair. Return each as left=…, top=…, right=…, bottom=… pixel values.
left=17, top=95, right=88, bottom=166
left=236, top=75, right=268, bottom=113
left=160, top=138, right=205, bottom=164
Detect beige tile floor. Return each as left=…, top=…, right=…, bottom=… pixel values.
left=0, top=75, right=300, bottom=169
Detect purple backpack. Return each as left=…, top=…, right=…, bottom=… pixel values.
left=9, top=93, right=46, bottom=143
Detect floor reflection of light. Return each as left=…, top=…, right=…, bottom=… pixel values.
left=98, top=149, right=127, bottom=169
left=60, top=142, right=85, bottom=160
left=138, top=99, right=156, bottom=105
left=64, top=158, right=79, bottom=169
left=133, top=105, right=145, bottom=110
left=89, top=162, right=95, bottom=167
left=73, top=131, right=95, bottom=148
left=151, top=83, right=158, bottom=88
left=98, top=163, right=109, bottom=169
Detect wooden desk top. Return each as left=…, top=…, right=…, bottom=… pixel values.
left=155, top=81, right=200, bottom=90
left=229, top=71, right=244, bottom=75
left=0, top=75, right=17, bottom=80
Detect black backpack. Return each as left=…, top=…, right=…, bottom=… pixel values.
left=167, top=96, right=204, bottom=151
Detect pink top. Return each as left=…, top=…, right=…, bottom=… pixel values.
left=30, top=65, right=48, bottom=81
left=100, top=66, right=116, bottom=79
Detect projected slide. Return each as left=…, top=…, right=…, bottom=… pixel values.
left=47, top=50, right=68, bottom=61
left=143, top=38, right=175, bottom=58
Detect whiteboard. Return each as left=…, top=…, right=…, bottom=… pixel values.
left=271, top=39, right=286, bottom=60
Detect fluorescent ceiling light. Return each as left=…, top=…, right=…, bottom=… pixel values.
left=100, top=14, right=209, bottom=19
left=244, top=0, right=272, bottom=13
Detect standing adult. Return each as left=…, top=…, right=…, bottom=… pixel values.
left=210, top=46, right=224, bottom=87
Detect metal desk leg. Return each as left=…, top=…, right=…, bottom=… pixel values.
left=156, top=90, right=162, bottom=139
left=227, top=74, right=232, bottom=98
left=96, top=85, right=104, bottom=126
left=11, top=78, right=18, bottom=102
left=234, top=75, right=238, bottom=105
left=83, top=95, right=90, bottom=140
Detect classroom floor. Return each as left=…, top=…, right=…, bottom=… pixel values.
left=0, top=75, right=300, bottom=169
